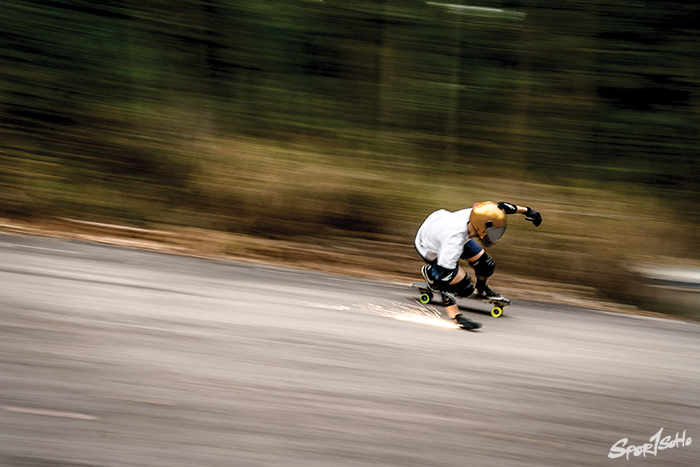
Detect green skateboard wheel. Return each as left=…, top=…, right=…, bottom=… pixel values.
left=419, top=291, right=433, bottom=304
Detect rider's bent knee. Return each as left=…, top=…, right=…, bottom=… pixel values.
left=469, top=251, right=495, bottom=278
left=449, top=274, right=474, bottom=298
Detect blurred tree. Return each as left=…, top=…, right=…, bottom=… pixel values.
left=0, top=0, right=698, bottom=222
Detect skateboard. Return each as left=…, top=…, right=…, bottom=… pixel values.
left=410, top=282, right=510, bottom=318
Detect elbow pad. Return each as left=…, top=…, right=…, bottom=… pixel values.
left=469, top=252, right=495, bottom=278
left=497, top=202, right=518, bottom=215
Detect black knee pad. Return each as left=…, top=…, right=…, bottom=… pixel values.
left=469, top=252, right=495, bottom=278
left=448, top=275, right=474, bottom=298
left=424, top=264, right=459, bottom=293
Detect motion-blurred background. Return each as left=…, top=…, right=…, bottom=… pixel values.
left=1, top=0, right=699, bottom=316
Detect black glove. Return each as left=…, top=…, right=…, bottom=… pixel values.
left=524, top=207, right=542, bottom=227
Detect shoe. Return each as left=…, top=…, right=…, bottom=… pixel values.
left=421, top=265, right=435, bottom=288
left=441, top=292, right=456, bottom=307
left=454, top=313, right=482, bottom=330
left=473, top=284, right=511, bottom=304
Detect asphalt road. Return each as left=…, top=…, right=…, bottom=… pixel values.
left=1, top=233, right=698, bottom=467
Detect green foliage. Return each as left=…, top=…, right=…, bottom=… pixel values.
left=1, top=0, right=699, bottom=298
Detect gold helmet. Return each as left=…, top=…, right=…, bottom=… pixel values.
left=470, top=201, right=507, bottom=247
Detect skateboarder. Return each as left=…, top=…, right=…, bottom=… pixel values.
left=414, top=201, right=542, bottom=329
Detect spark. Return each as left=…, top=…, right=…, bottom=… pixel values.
left=308, top=303, right=351, bottom=311
left=357, top=301, right=458, bottom=329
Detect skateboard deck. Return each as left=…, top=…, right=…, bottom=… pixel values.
left=410, top=282, right=510, bottom=318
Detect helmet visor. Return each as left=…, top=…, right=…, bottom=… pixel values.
left=485, top=224, right=507, bottom=245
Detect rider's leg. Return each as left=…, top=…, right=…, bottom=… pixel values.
left=443, top=267, right=473, bottom=319
left=465, top=250, right=505, bottom=299
left=421, top=264, right=481, bottom=327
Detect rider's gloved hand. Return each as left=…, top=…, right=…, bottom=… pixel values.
left=524, top=207, right=542, bottom=227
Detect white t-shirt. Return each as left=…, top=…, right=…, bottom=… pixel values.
left=414, top=208, right=472, bottom=270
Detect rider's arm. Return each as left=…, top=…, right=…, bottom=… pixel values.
left=498, top=202, right=542, bottom=226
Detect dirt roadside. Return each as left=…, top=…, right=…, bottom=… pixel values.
left=0, top=215, right=681, bottom=320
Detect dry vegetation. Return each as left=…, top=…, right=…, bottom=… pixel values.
left=3, top=137, right=698, bottom=319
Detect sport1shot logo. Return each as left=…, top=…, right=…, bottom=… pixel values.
left=608, top=428, right=691, bottom=460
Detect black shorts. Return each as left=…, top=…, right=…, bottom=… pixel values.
left=460, top=239, right=483, bottom=260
